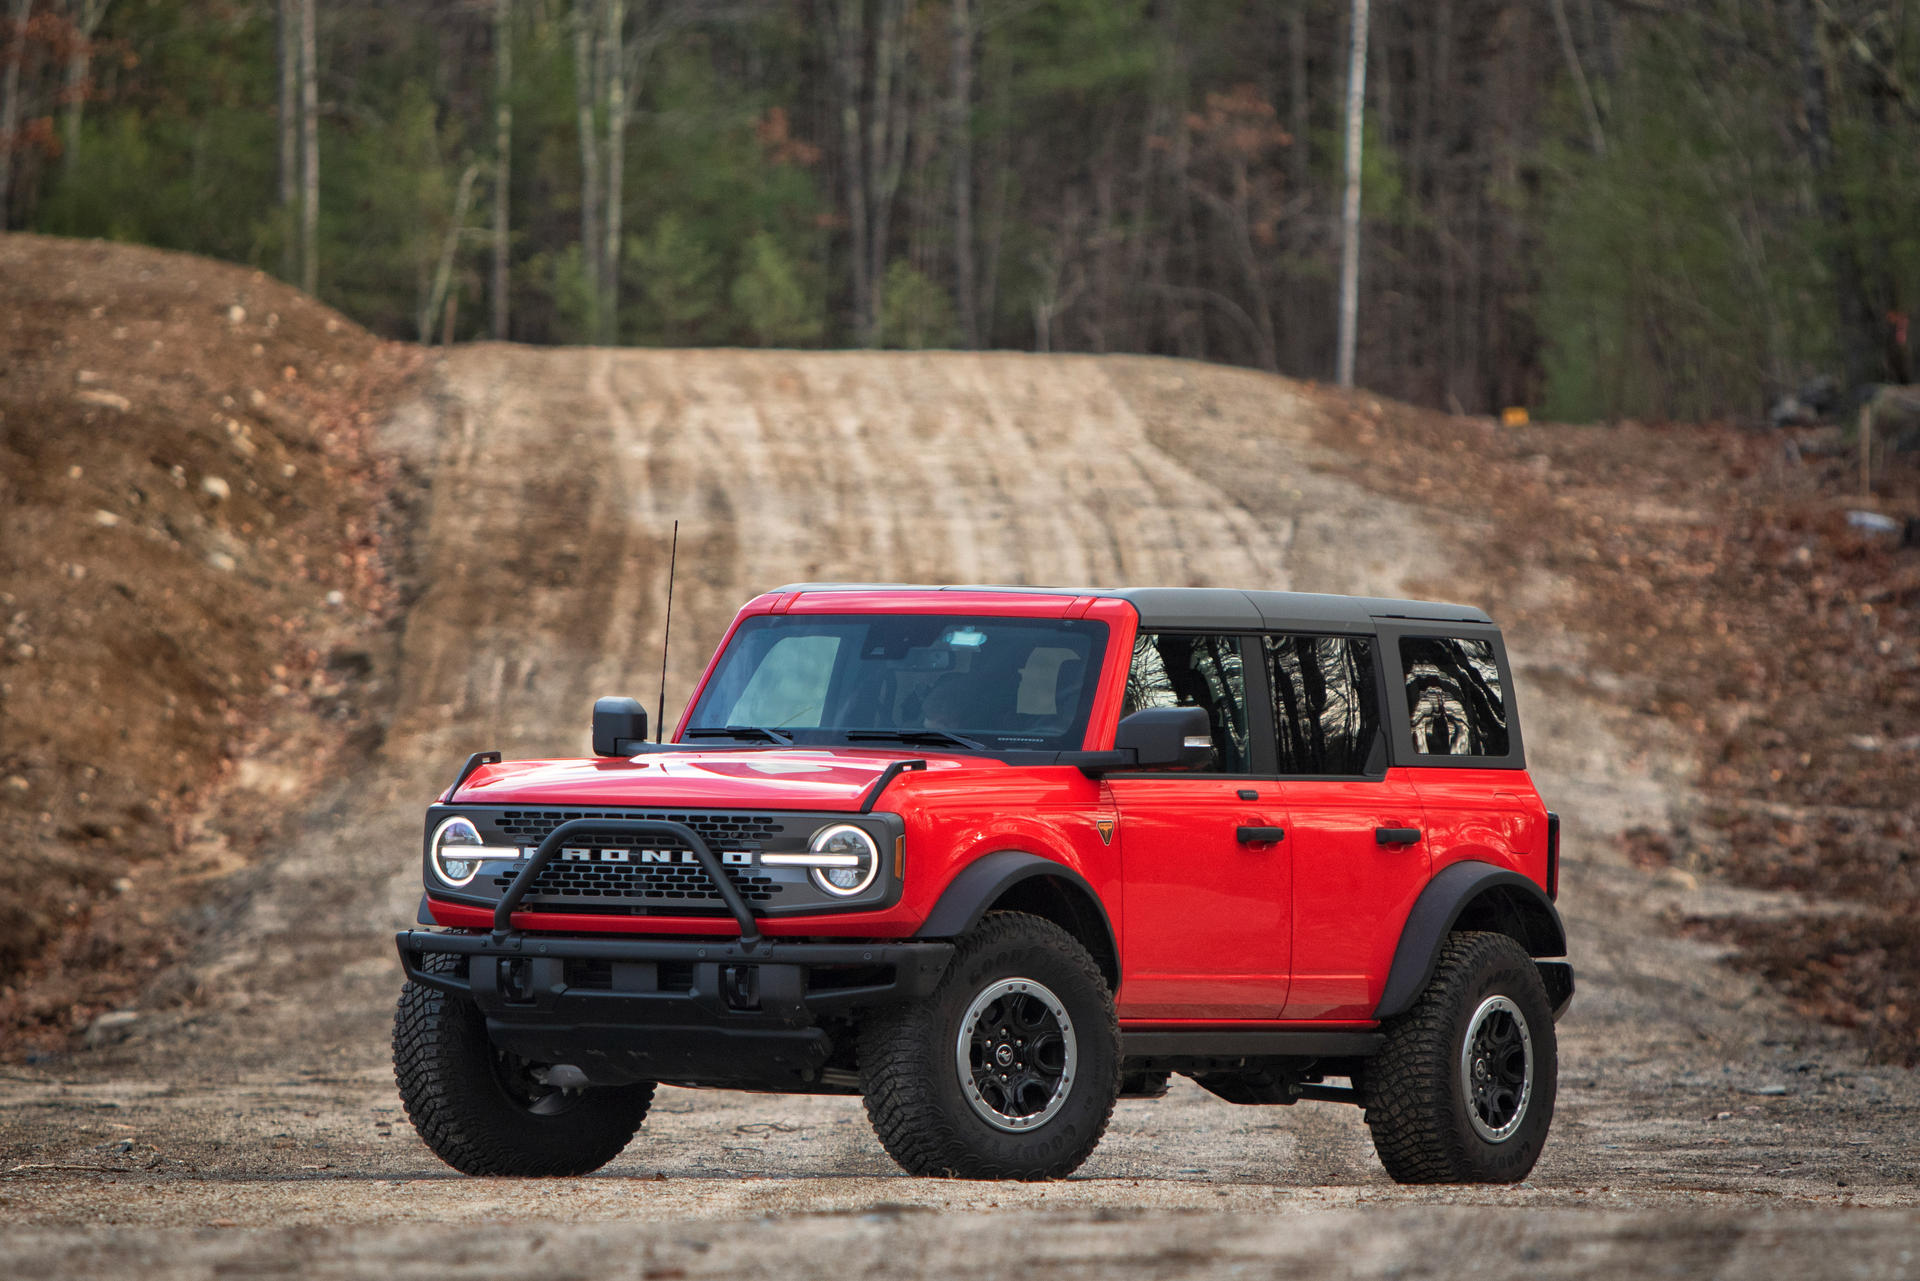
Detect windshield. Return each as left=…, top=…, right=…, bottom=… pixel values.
left=685, top=613, right=1109, bottom=752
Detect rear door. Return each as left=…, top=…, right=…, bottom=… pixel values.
left=1267, top=632, right=1431, bottom=1020
left=1380, top=624, right=1540, bottom=885
left=1107, top=631, right=1293, bottom=1020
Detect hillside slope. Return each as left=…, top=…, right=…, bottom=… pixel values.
left=0, top=235, right=416, bottom=1041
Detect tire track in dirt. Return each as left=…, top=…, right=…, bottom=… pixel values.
left=2, top=347, right=1915, bottom=1275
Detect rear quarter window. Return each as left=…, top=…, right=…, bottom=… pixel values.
left=1399, top=636, right=1509, bottom=758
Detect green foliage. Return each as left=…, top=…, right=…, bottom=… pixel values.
left=732, top=232, right=823, bottom=346
left=325, top=80, right=476, bottom=340
left=626, top=213, right=723, bottom=342
left=1536, top=32, right=1832, bottom=422
left=38, top=0, right=277, bottom=264
left=876, top=261, right=959, bottom=350
left=1010, top=0, right=1158, bottom=100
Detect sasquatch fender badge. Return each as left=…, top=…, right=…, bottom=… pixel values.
left=1095, top=817, right=1116, bottom=846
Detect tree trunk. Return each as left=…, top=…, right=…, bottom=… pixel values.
left=948, top=0, right=975, bottom=347
left=422, top=162, right=481, bottom=344
left=572, top=2, right=601, bottom=342
left=1793, top=0, right=1882, bottom=392
left=278, top=0, right=298, bottom=280
left=0, top=0, right=33, bottom=224
left=59, top=0, right=109, bottom=160
left=299, top=0, right=319, bottom=296
left=1336, top=0, right=1369, bottom=389
left=864, top=0, right=913, bottom=344
left=491, top=0, right=512, bottom=340
left=1546, top=0, right=1605, bottom=156
left=976, top=44, right=1010, bottom=344
left=828, top=0, right=871, bottom=342
left=599, top=0, right=623, bottom=345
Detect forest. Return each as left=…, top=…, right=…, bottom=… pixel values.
left=1, top=0, right=1916, bottom=423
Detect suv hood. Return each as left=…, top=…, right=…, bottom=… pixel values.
left=449, top=747, right=984, bottom=811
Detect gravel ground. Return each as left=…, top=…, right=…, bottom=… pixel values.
left=2, top=349, right=1914, bottom=1277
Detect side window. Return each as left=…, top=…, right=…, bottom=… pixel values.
left=1266, top=634, right=1382, bottom=775
left=1399, top=636, right=1509, bottom=757
left=1122, top=632, right=1250, bottom=772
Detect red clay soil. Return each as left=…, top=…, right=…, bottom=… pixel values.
left=0, top=234, right=420, bottom=1053
left=1308, top=389, right=1920, bottom=1064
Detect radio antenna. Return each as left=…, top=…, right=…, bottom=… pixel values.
left=656, top=520, right=679, bottom=743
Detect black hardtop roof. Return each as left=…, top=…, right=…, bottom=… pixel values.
left=766, top=583, right=1493, bottom=634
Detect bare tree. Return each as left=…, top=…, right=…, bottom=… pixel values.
left=826, top=0, right=916, bottom=346
left=1336, top=0, right=1369, bottom=389
left=0, top=0, right=33, bottom=222
left=599, top=0, right=624, bottom=343
left=278, top=0, right=298, bottom=280
left=570, top=0, right=703, bottom=345
left=571, top=5, right=601, bottom=339
left=299, top=0, right=319, bottom=295
left=492, top=0, right=511, bottom=340
left=59, top=0, right=109, bottom=158
left=948, top=0, right=976, bottom=346
left=1546, top=0, right=1606, bottom=156
left=422, top=162, right=482, bottom=343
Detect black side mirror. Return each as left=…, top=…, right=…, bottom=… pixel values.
left=592, top=697, right=650, bottom=756
left=1113, top=706, right=1214, bottom=770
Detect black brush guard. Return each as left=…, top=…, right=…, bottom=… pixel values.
left=399, top=818, right=954, bottom=1089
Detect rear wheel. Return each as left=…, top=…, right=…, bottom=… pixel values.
left=858, top=912, right=1120, bottom=1179
left=393, top=956, right=655, bottom=1176
left=1362, top=931, right=1557, bottom=1184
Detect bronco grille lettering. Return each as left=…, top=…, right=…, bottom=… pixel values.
left=523, top=846, right=757, bottom=866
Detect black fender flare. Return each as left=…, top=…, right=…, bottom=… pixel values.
left=914, top=850, right=1119, bottom=986
left=1373, top=861, right=1567, bottom=1020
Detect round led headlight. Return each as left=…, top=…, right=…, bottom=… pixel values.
left=807, top=823, right=880, bottom=897
left=431, top=815, right=517, bottom=888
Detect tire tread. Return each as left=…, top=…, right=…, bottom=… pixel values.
left=857, top=912, right=1119, bottom=1180
left=393, top=953, right=654, bottom=1176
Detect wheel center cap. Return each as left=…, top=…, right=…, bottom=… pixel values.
left=995, top=1044, right=1016, bottom=1067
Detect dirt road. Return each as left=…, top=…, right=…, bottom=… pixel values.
left=2, top=348, right=1915, bottom=1277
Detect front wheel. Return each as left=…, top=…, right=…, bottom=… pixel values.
left=1362, top=931, right=1558, bottom=1184
left=393, top=956, right=655, bottom=1176
left=858, top=912, right=1120, bottom=1179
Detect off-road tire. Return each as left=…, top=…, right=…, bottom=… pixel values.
left=1363, top=931, right=1557, bottom=1184
left=393, top=955, right=655, bottom=1176
left=858, top=912, right=1120, bottom=1180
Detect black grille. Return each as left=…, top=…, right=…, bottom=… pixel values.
left=478, top=809, right=800, bottom=912
left=490, top=857, right=780, bottom=904
left=492, top=809, right=782, bottom=849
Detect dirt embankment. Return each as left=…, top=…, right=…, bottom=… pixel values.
left=0, top=235, right=420, bottom=1050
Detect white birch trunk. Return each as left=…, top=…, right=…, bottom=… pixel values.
left=1335, top=0, right=1369, bottom=390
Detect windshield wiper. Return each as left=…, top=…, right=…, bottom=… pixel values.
left=683, top=725, right=795, bottom=745
left=844, top=728, right=987, bottom=751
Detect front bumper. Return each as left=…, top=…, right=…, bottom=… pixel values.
left=395, top=929, right=954, bottom=1089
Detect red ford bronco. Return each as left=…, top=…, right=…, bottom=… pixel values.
left=395, top=585, right=1570, bottom=1183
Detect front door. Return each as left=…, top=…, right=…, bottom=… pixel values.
left=1108, top=631, right=1292, bottom=1020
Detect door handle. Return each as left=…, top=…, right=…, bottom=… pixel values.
left=1376, top=827, right=1422, bottom=846
left=1237, top=826, right=1286, bottom=845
